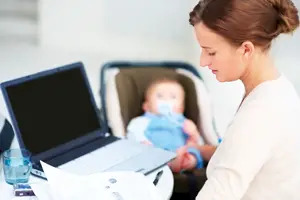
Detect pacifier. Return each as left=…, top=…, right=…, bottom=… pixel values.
left=157, top=100, right=175, bottom=116
left=157, top=100, right=183, bottom=127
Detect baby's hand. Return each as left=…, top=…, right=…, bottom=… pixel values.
left=183, top=119, right=200, bottom=142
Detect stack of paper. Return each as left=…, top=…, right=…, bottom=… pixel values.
left=30, top=161, right=163, bottom=200
left=0, top=182, right=14, bottom=199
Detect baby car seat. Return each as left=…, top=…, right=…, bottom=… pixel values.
left=99, top=61, right=219, bottom=199
left=99, top=61, right=219, bottom=146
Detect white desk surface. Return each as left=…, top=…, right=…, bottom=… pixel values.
left=0, top=164, right=174, bottom=200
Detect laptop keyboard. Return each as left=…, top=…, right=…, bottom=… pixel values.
left=58, top=139, right=149, bottom=175
left=45, top=135, right=118, bottom=167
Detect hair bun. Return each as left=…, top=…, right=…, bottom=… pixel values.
left=271, top=0, right=299, bottom=34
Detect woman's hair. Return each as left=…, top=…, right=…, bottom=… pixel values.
left=189, top=0, right=299, bottom=50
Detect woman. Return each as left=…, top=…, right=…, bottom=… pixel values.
left=189, top=0, right=300, bottom=199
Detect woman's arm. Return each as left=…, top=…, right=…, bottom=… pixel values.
left=196, top=105, right=280, bottom=200
left=185, top=143, right=217, bottom=162
left=197, top=145, right=217, bottom=161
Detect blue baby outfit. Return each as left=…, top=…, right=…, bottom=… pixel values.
left=144, top=112, right=203, bottom=168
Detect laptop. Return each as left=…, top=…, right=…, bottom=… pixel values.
left=1, top=62, right=176, bottom=179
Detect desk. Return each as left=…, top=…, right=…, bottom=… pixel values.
left=0, top=165, right=174, bottom=200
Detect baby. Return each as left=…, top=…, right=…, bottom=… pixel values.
left=127, top=78, right=203, bottom=172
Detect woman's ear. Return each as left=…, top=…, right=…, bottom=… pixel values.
left=238, top=41, right=255, bottom=61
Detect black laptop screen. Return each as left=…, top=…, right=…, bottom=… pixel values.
left=4, top=67, right=101, bottom=155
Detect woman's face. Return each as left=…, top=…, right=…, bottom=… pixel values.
left=194, top=22, right=247, bottom=82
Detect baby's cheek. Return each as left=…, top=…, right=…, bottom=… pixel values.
left=150, top=104, right=159, bottom=114
left=174, top=105, right=184, bottom=113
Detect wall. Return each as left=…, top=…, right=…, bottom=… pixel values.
left=38, top=0, right=198, bottom=58
left=37, top=0, right=244, bottom=135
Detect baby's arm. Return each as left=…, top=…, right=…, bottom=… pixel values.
left=183, top=119, right=200, bottom=144
left=127, top=117, right=152, bottom=144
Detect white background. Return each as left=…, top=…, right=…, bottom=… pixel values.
left=0, top=0, right=299, bottom=140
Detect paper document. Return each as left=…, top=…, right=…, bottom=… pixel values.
left=0, top=182, right=14, bottom=199
left=30, top=161, right=163, bottom=200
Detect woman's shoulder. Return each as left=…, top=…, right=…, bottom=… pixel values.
left=242, top=76, right=300, bottom=112
left=230, top=87, right=300, bottom=140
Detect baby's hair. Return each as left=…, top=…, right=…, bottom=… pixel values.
left=144, top=78, right=184, bottom=100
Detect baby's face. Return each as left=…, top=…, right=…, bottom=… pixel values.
left=144, top=82, right=185, bottom=114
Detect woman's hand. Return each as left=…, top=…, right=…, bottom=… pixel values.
left=168, top=146, right=197, bottom=172
left=168, top=146, right=188, bottom=172
left=181, top=153, right=197, bottom=170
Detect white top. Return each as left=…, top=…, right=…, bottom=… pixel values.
left=197, top=75, right=300, bottom=200
left=127, top=115, right=206, bottom=145
left=127, top=116, right=151, bottom=142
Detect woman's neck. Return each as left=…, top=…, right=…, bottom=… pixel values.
left=240, top=53, right=280, bottom=98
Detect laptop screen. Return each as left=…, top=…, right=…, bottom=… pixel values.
left=2, top=64, right=101, bottom=155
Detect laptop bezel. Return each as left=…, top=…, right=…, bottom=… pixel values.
left=0, top=62, right=108, bottom=163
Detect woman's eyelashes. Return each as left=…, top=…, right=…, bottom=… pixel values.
left=208, top=52, right=216, bottom=56
left=203, top=48, right=216, bottom=56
